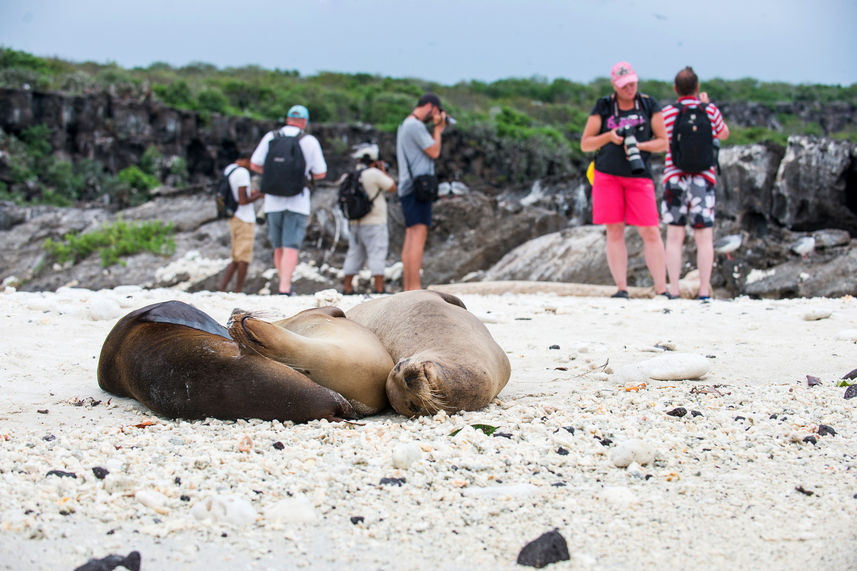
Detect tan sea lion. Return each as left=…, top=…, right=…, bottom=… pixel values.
left=227, top=306, right=394, bottom=416
left=97, top=300, right=355, bottom=423
left=345, top=290, right=511, bottom=416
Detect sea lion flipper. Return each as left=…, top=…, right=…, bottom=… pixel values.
left=314, top=306, right=347, bottom=319
left=429, top=290, right=467, bottom=310
left=138, top=300, right=230, bottom=339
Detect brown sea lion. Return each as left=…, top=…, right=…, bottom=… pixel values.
left=227, top=306, right=394, bottom=416
left=97, top=300, right=355, bottom=423
left=345, top=290, right=511, bottom=416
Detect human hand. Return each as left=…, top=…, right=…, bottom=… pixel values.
left=609, top=129, right=624, bottom=145
left=698, top=91, right=710, bottom=104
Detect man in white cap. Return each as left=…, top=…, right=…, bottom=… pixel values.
left=342, top=143, right=397, bottom=295
left=250, top=104, right=327, bottom=295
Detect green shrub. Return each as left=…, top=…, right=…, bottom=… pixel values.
left=117, top=165, right=159, bottom=192
left=140, top=146, right=163, bottom=176
left=43, top=218, right=176, bottom=267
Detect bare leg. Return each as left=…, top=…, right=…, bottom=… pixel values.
left=234, top=261, right=249, bottom=293
left=373, top=274, right=385, bottom=293
left=694, top=227, right=714, bottom=297
left=638, top=225, right=668, bottom=294
left=402, top=224, right=428, bottom=291
left=665, top=225, right=686, bottom=297
left=605, top=223, right=628, bottom=291
left=219, top=261, right=237, bottom=292
left=344, top=274, right=355, bottom=294
left=279, top=247, right=299, bottom=294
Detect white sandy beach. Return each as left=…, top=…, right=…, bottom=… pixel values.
left=0, top=285, right=855, bottom=570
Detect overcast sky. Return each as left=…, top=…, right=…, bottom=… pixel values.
left=1, top=0, right=855, bottom=86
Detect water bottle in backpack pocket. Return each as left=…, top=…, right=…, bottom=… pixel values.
left=670, top=104, right=714, bottom=173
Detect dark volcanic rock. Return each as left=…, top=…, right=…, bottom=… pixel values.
left=517, top=529, right=570, bottom=568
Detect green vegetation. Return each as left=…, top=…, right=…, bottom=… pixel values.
left=43, top=218, right=176, bottom=268
left=1, top=47, right=855, bottom=201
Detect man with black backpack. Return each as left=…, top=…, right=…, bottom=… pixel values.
left=341, top=143, right=397, bottom=295
left=250, top=105, right=327, bottom=295
left=661, top=67, right=730, bottom=300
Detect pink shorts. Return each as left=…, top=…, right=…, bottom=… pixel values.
left=592, top=170, right=660, bottom=226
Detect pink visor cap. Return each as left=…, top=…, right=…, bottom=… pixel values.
left=611, top=62, right=638, bottom=88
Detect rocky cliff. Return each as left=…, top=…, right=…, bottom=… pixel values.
left=1, top=88, right=855, bottom=298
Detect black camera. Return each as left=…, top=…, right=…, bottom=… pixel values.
left=616, top=125, right=646, bottom=174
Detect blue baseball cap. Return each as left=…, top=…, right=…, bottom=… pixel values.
left=287, top=105, right=309, bottom=121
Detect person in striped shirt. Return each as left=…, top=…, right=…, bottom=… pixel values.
left=660, top=66, right=730, bottom=300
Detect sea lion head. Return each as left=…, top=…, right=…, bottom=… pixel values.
left=386, top=353, right=488, bottom=417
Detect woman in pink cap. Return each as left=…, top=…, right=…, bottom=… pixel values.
left=580, top=61, right=669, bottom=299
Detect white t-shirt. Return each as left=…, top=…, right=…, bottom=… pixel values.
left=225, top=164, right=255, bottom=224
left=251, top=125, right=327, bottom=215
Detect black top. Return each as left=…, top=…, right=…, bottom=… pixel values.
left=590, top=93, right=660, bottom=178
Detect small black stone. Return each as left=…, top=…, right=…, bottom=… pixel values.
left=493, top=432, right=513, bottom=439
left=842, top=368, right=857, bottom=380
left=516, top=529, right=570, bottom=568
left=817, top=424, right=836, bottom=437
left=562, top=426, right=575, bottom=435
left=734, top=416, right=746, bottom=422
left=803, top=435, right=817, bottom=445
left=37, top=409, right=49, bottom=414
left=73, top=550, right=141, bottom=571
left=221, top=532, right=228, bottom=538
left=666, top=407, right=687, bottom=418
left=806, top=375, right=822, bottom=387
left=379, top=477, right=406, bottom=487
left=551, top=482, right=566, bottom=487
left=174, top=476, right=181, bottom=486
left=273, top=441, right=285, bottom=450
left=795, top=485, right=814, bottom=496
left=42, top=434, right=56, bottom=442
left=770, top=413, right=778, bottom=419
left=91, top=467, right=109, bottom=480
left=350, top=516, right=365, bottom=525
left=548, top=344, right=560, bottom=350
left=46, top=470, right=77, bottom=479
left=844, top=385, right=857, bottom=399
left=691, top=410, right=703, bottom=417
left=180, top=495, right=190, bottom=502
left=556, top=447, right=569, bottom=456
left=599, top=438, right=613, bottom=447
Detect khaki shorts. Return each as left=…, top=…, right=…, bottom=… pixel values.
left=228, top=217, right=255, bottom=263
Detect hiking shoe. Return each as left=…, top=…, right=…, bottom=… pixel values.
left=611, top=290, right=629, bottom=299
left=656, top=291, right=675, bottom=300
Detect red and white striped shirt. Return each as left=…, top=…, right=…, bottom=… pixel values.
left=662, top=96, right=726, bottom=184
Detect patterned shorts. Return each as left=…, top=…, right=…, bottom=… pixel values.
left=661, top=175, right=716, bottom=228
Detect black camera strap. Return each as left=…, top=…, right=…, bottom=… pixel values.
left=611, top=92, right=641, bottom=120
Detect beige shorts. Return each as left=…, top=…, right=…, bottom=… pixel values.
left=228, top=217, right=255, bottom=263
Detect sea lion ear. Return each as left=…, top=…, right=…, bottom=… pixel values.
left=428, top=290, right=467, bottom=311
left=139, top=300, right=231, bottom=339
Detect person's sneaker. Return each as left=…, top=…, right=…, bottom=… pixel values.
left=698, top=295, right=711, bottom=302
left=611, top=290, right=629, bottom=299
left=656, top=291, right=675, bottom=300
